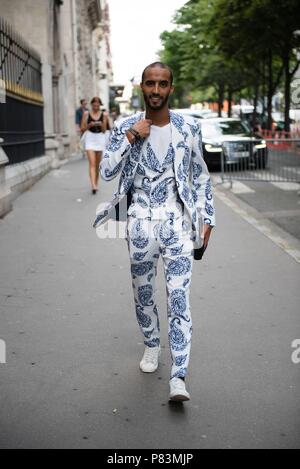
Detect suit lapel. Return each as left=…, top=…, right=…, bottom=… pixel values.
left=132, top=110, right=187, bottom=167
left=170, top=111, right=187, bottom=169
left=119, top=110, right=188, bottom=203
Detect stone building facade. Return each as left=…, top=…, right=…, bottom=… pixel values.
left=0, top=0, right=113, bottom=217
left=98, top=0, right=114, bottom=110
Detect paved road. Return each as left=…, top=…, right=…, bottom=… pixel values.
left=0, top=155, right=299, bottom=449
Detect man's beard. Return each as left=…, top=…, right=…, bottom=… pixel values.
left=143, top=92, right=170, bottom=111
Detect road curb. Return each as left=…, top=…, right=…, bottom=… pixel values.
left=214, top=183, right=300, bottom=264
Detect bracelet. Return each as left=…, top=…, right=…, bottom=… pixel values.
left=127, top=129, right=135, bottom=138
left=128, top=127, right=140, bottom=139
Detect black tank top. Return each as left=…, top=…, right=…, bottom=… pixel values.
left=87, top=111, right=104, bottom=133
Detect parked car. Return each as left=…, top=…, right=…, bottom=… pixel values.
left=174, top=108, right=218, bottom=120
left=200, top=118, right=268, bottom=171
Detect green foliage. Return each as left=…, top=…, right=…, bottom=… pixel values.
left=159, top=0, right=300, bottom=127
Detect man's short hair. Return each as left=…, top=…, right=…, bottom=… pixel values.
left=141, top=62, right=173, bottom=85
left=80, top=98, right=86, bottom=105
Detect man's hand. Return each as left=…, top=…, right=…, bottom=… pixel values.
left=132, top=119, right=152, bottom=139
left=203, top=224, right=213, bottom=248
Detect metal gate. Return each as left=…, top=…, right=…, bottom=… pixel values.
left=220, top=138, right=300, bottom=184
left=0, top=16, right=44, bottom=164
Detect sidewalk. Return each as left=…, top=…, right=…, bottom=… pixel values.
left=0, top=155, right=299, bottom=449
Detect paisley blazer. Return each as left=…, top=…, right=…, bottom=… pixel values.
left=93, top=110, right=216, bottom=248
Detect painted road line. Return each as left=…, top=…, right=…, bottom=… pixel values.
left=230, top=181, right=255, bottom=194
left=271, top=182, right=300, bottom=191
left=211, top=175, right=256, bottom=193
left=211, top=175, right=223, bottom=185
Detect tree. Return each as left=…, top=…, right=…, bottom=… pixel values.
left=159, top=0, right=300, bottom=130
left=204, top=0, right=300, bottom=130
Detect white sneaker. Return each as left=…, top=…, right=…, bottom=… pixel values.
left=139, top=345, right=161, bottom=373
left=169, top=378, right=190, bottom=402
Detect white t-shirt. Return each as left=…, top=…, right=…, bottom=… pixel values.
left=147, top=124, right=171, bottom=164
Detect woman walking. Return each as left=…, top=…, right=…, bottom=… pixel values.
left=81, top=97, right=108, bottom=194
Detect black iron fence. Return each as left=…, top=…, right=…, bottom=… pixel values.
left=0, top=16, right=44, bottom=164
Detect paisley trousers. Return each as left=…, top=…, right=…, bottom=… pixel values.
left=125, top=214, right=194, bottom=380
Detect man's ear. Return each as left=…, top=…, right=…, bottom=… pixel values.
left=170, top=85, right=175, bottom=95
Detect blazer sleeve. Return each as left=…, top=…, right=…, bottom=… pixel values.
left=100, top=120, right=132, bottom=181
left=190, top=121, right=216, bottom=227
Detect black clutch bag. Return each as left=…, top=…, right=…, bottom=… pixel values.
left=193, top=243, right=207, bottom=260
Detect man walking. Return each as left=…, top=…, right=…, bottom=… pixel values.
left=76, top=98, right=88, bottom=133
left=93, top=62, right=215, bottom=401
left=76, top=98, right=88, bottom=156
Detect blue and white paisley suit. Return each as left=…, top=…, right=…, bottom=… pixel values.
left=93, top=111, right=216, bottom=242
left=93, top=111, right=216, bottom=379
